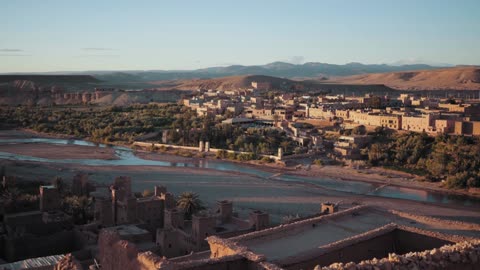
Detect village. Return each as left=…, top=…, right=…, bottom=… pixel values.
left=175, top=81, right=480, bottom=162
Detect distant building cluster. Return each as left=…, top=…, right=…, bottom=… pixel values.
left=183, top=89, right=480, bottom=135
left=180, top=86, right=480, bottom=161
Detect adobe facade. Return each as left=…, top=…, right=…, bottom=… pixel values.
left=94, top=177, right=167, bottom=228
left=39, top=185, right=61, bottom=212
left=156, top=200, right=267, bottom=258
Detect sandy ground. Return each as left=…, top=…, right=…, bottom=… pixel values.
left=2, top=158, right=480, bottom=225
left=294, top=165, right=480, bottom=197
left=0, top=128, right=79, bottom=140
left=138, top=148, right=480, bottom=198
left=0, top=143, right=118, bottom=160
left=4, top=129, right=474, bottom=197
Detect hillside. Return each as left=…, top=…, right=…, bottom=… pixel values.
left=326, top=66, right=480, bottom=90
left=64, top=62, right=442, bottom=84
left=148, top=75, right=308, bottom=91
left=0, top=76, right=184, bottom=106
left=0, top=75, right=100, bottom=85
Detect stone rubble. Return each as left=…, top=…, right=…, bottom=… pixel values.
left=319, top=240, right=480, bottom=270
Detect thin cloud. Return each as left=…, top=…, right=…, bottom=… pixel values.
left=0, top=54, right=31, bottom=56
left=216, top=62, right=240, bottom=66
left=81, top=48, right=114, bottom=51
left=0, top=49, right=23, bottom=52
left=76, top=54, right=120, bottom=57
left=288, top=56, right=305, bottom=65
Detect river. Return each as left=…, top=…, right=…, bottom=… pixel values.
left=0, top=137, right=479, bottom=208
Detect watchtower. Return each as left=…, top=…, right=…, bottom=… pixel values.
left=39, top=185, right=60, bottom=212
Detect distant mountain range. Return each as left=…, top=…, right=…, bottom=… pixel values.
left=3, top=66, right=480, bottom=106
left=90, top=62, right=443, bottom=83
left=1, top=62, right=479, bottom=93
left=2, top=62, right=445, bottom=83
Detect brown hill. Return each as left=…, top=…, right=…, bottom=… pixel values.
left=0, top=75, right=100, bottom=84
left=326, top=66, right=480, bottom=90
left=148, top=75, right=305, bottom=91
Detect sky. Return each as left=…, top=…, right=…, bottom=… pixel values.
left=1, top=0, right=479, bottom=73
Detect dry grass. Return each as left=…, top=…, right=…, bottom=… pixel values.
left=328, top=66, right=480, bottom=90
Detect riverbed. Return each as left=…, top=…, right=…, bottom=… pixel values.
left=1, top=130, right=479, bottom=224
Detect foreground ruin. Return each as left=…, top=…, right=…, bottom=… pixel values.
left=1, top=176, right=480, bottom=270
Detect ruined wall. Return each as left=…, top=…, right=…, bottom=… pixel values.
left=215, top=228, right=254, bottom=239
left=282, top=231, right=396, bottom=270
left=157, top=229, right=185, bottom=258
left=0, top=236, right=4, bottom=261
left=192, top=215, right=216, bottom=249
left=230, top=206, right=367, bottom=245
left=4, top=230, right=76, bottom=262
left=389, top=209, right=480, bottom=231
left=136, top=198, right=164, bottom=229
left=394, top=229, right=453, bottom=254
left=39, top=186, right=61, bottom=212
left=98, top=230, right=142, bottom=270
left=54, top=254, right=83, bottom=270
left=164, top=209, right=185, bottom=230
left=175, top=255, right=254, bottom=270
left=281, top=224, right=461, bottom=270
left=94, top=197, right=114, bottom=226
left=208, top=238, right=240, bottom=259
left=98, top=238, right=263, bottom=270
left=319, top=240, right=480, bottom=270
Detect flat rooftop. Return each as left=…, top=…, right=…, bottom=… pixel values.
left=243, top=209, right=388, bottom=261
left=227, top=206, right=480, bottom=262
left=110, top=225, right=149, bottom=236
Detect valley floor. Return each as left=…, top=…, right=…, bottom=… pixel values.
left=1, top=129, right=479, bottom=226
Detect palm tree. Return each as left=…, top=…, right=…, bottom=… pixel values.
left=177, top=192, right=205, bottom=220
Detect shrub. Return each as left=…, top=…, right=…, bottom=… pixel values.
left=467, top=177, right=480, bottom=188
left=216, top=149, right=228, bottom=159
left=237, top=153, right=255, bottom=161
left=445, top=172, right=469, bottom=189
left=312, top=159, right=323, bottom=166
left=227, top=152, right=237, bottom=160
left=261, top=156, right=274, bottom=163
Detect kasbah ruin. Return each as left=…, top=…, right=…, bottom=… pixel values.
left=0, top=172, right=479, bottom=270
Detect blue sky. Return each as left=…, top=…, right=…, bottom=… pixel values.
left=1, top=0, right=479, bottom=72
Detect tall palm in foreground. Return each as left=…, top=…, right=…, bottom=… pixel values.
left=177, top=192, right=205, bottom=220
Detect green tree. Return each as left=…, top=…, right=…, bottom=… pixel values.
left=280, top=141, right=290, bottom=153
left=352, top=125, right=367, bottom=135
left=177, top=192, right=205, bottom=220
left=62, top=195, right=92, bottom=224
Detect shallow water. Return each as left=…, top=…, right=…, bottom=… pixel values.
left=0, top=138, right=479, bottom=208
